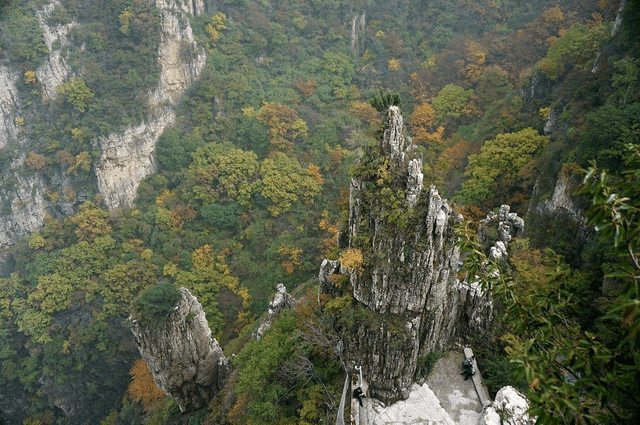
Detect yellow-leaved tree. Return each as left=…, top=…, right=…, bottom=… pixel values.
left=128, top=359, right=166, bottom=410
left=409, top=103, right=445, bottom=145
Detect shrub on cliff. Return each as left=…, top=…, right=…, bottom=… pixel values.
left=133, top=283, right=182, bottom=326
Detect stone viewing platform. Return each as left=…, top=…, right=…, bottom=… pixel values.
left=357, top=349, right=487, bottom=425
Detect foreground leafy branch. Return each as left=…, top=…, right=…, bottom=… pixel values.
left=457, top=150, right=640, bottom=425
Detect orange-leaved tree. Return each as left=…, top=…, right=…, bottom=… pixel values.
left=128, top=359, right=166, bottom=410
left=409, top=102, right=444, bottom=145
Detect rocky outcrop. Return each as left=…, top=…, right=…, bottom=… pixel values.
left=0, top=171, right=49, bottom=257
left=95, top=110, right=174, bottom=210
left=0, top=65, right=20, bottom=149
left=130, top=287, right=229, bottom=412
left=320, top=107, right=492, bottom=403
left=95, top=0, right=206, bottom=210
left=253, top=283, right=296, bottom=339
left=350, top=13, right=365, bottom=54
left=536, top=173, right=585, bottom=224
left=478, top=386, right=536, bottom=425
left=478, top=205, right=524, bottom=261
left=156, top=0, right=206, bottom=16
left=35, top=0, right=75, bottom=100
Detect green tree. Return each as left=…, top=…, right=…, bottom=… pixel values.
left=133, top=282, right=182, bottom=326
left=0, top=6, right=48, bottom=67
left=370, top=88, right=402, bottom=112
left=431, top=84, right=473, bottom=120
left=230, top=306, right=338, bottom=425
left=535, top=23, right=611, bottom=81
left=457, top=128, right=547, bottom=205
left=57, top=77, right=95, bottom=113
left=580, top=103, right=640, bottom=171
left=258, top=153, right=321, bottom=216
left=189, top=142, right=259, bottom=206
left=320, top=51, right=356, bottom=100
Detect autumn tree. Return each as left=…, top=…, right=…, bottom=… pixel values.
left=409, top=102, right=445, bottom=145
left=339, top=248, right=363, bottom=275
left=256, top=103, right=308, bottom=152
left=462, top=41, right=486, bottom=81
left=189, top=142, right=259, bottom=206
left=57, top=77, right=94, bottom=112
left=128, top=359, right=166, bottom=410
left=350, top=101, right=380, bottom=126
left=205, top=12, right=227, bottom=46
left=66, top=151, right=92, bottom=175
left=25, top=151, right=46, bottom=170
left=258, top=152, right=322, bottom=216
left=295, top=79, right=317, bottom=98
left=277, top=244, right=303, bottom=274
left=70, top=202, right=112, bottom=241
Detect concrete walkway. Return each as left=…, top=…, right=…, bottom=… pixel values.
left=426, top=351, right=483, bottom=425
left=370, top=383, right=455, bottom=425
left=367, top=351, right=484, bottom=425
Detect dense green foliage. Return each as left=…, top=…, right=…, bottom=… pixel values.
left=370, top=88, right=402, bottom=112
left=457, top=128, right=548, bottom=205
left=133, top=283, right=182, bottom=326
left=458, top=146, right=640, bottom=423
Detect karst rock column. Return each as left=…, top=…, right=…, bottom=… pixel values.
left=320, top=106, right=491, bottom=403
left=130, top=287, right=228, bottom=412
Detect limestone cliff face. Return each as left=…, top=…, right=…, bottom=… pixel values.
left=320, top=107, right=491, bottom=403
left=130, top=287, right=229, bottom=412
left=0, top=65, right=21, bottom=149
left=0, top=60, right=56, bottom=261
left=0, top=172, right=49, bottom=255
left=0, top=0, right=206, bottom=266
left=95, top=0, right=207, bottom=210
left=0, top=62, right=55, bottom=272
left=35, top=0, right=75, bottom=101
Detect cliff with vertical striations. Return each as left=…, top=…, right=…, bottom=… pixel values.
left=130, top=287, right=229, bottom=412
left=0, top=0, right=206, bottom=270
left=95, top=0, right=207, bottom=210
left=320, top=107, right=492, bottom=403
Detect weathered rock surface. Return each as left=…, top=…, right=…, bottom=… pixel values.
left=478, top=386, right=536, bottom=425
left=537, top=173, right=585, bottom=224
left=130, top=287, right=229, bottom=412
left=0, top=64, right=20, bottom=149
left=1, top=0, right=206, bottom=268
left=96, top=0, right=206, bottom=210
left=35, top=0, right=75, bottom=101
left=320, top=107, right=492, bottom=403
left=350, top=13, right=366, bottom=54
left=0, top=171, right=49, bottom=258
left=478, top=205, right=524, bottom=261
left=253, top=283, right=296, bottom=339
